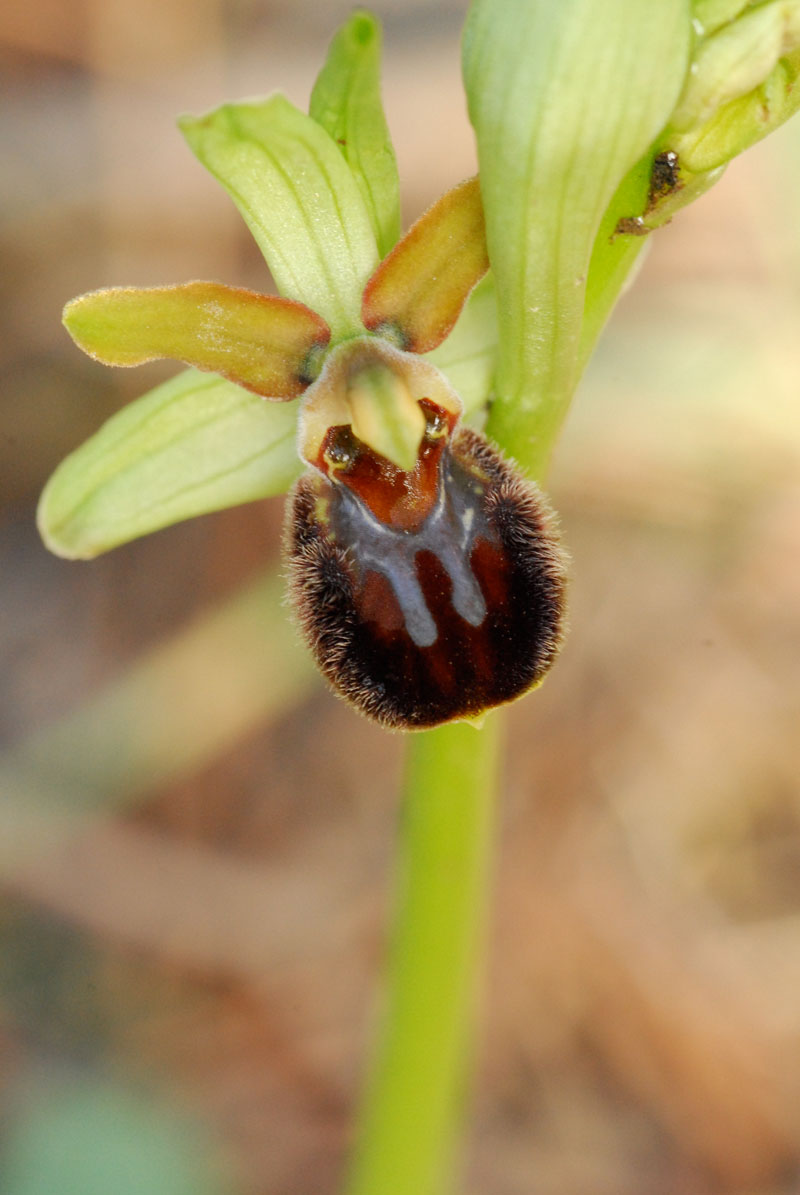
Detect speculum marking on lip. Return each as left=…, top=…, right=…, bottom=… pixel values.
left=323, top=414, right=492, bottom=649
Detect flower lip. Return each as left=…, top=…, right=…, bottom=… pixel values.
left=286, top=424, right=568, bottom=730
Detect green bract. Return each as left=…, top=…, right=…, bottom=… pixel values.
left=460, top=0, right=800, bottom=482
left=462, top=0, right=691, bottom=477
left=34, top=11, right=800, bottom=1195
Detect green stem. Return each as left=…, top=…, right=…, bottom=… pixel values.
left=345, top=128, right=660, bottom=1195
left=577, top=153, right=652, bottom=377
left=345, top=717, right=501, bottom=1195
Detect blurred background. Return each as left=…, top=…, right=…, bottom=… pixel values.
left=2, top=1, right=800, bottom=1192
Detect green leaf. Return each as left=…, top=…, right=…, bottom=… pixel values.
left=63, top=283, right=330, bottom=397
left=1, top=1081, right=226, bottom=1195
left=310, top=10, right=401, bottom=256
left=361, top=177, right=489, bottom=353
left=462, top=0, right=691, bottom=477
left=424, top=273, right=497, bottom=420
left=179, top=95, right=379, bottom=339
left=38, top=369, right=303, bottom=559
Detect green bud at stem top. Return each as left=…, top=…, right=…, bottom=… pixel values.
left=671, top=0, right=800, bottom=132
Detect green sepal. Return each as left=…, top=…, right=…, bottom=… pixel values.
left=63, top=283, right=330, bottom=397
left=310, top=10, right=401, bottom=256
left=179, top=95, right=379, bottom=340
left=462, top=0, right=691, bottom=478
left=38, top=369, right=303, bottom=559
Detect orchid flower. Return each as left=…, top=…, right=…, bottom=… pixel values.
left=39, top=12, right=567, bottom=729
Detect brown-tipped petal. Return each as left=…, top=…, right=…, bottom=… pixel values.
left=361, top=176, right=489, bottom=354
left=63, top=282, right=331, bottom=398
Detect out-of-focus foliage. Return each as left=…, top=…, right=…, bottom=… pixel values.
left=1, top=1081, right=229, bottom=1195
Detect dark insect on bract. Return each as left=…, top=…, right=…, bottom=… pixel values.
left=285, top=356, right=567, bottom=730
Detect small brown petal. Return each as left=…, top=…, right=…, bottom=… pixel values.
left=63, top=282, right=331, bottom=398
left=361, top=177, right=489, bottom=354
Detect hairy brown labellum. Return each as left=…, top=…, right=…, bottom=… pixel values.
left=285, top=402, right=567, bottom=730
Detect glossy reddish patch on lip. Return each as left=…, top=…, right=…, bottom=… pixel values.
left=314, top=399, right=457, bottom=530
left=285, top=403, right=567, bottom=730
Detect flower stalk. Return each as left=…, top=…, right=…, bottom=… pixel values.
left=346, top=719, right=500, bottom=1195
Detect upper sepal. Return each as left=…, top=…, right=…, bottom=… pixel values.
left=179, top=95, right=379, bottom=340
left=310, top=10, right=401, bottom=256
left=63, top=283, right=330, bottom=398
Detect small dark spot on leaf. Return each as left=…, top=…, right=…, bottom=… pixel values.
left=612, top=216, right=650, bottom=239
